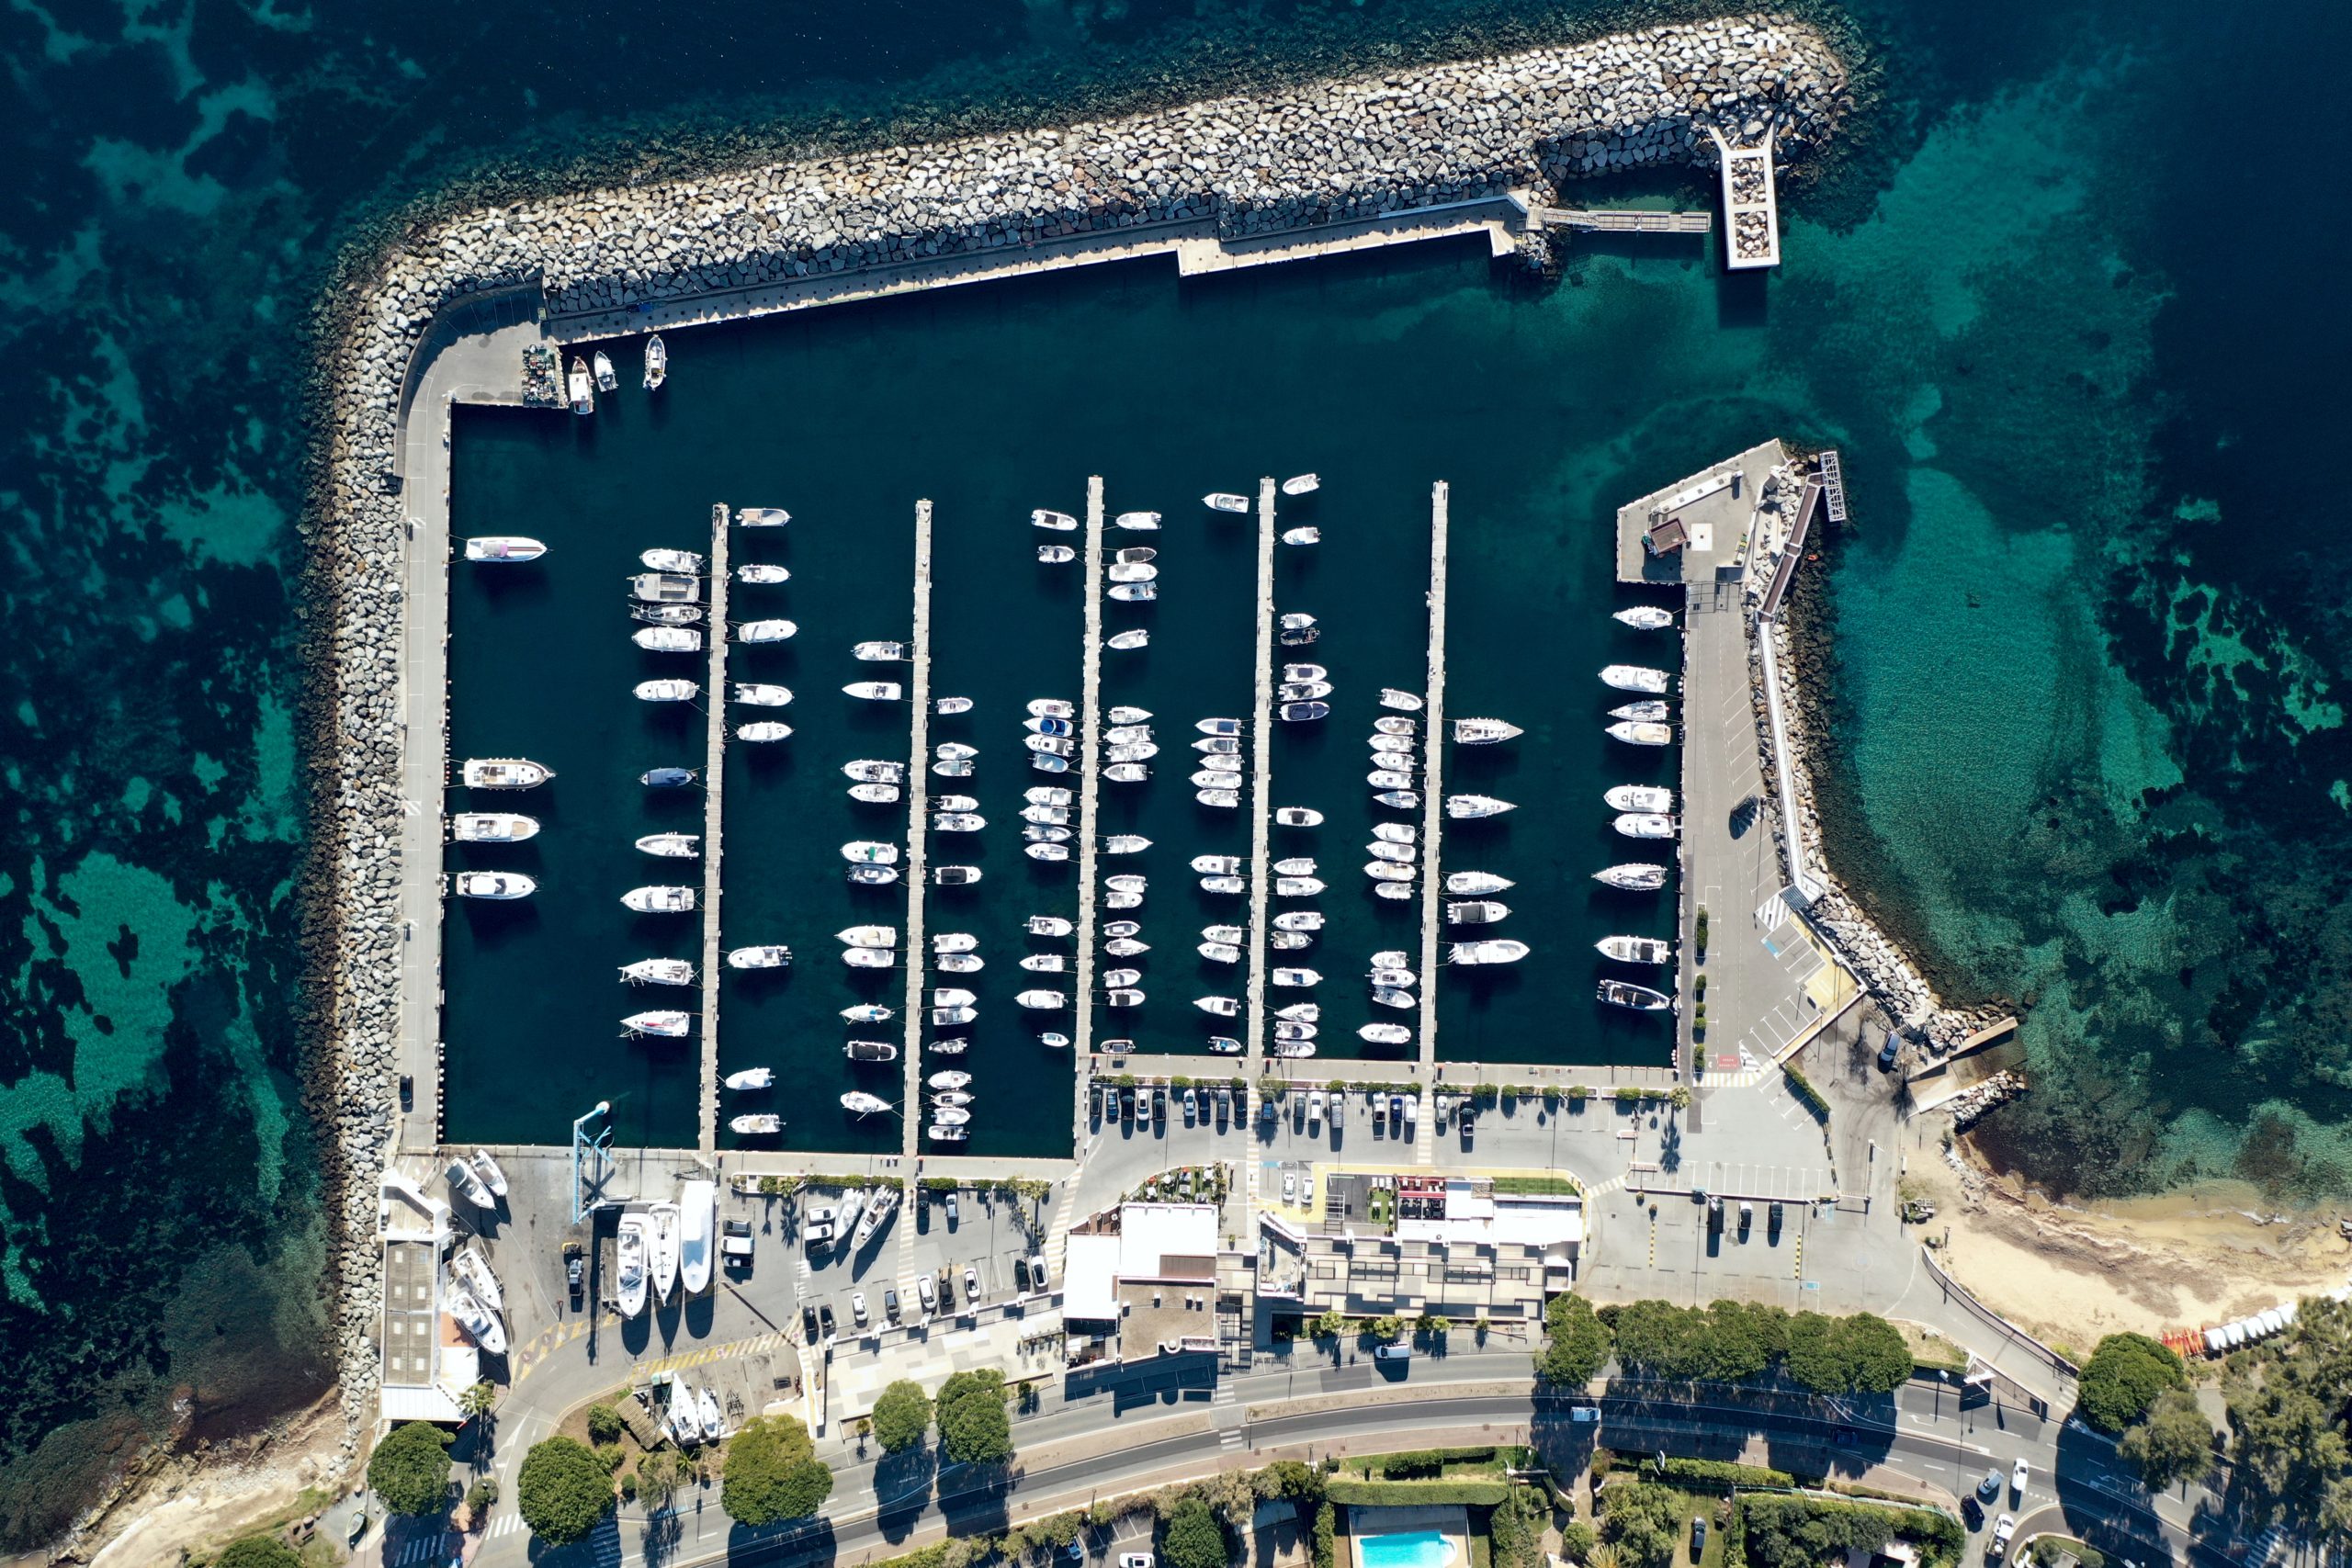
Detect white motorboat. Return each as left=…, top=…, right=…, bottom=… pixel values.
left=1454, top=717, right=1524, bottom=744
left=449, top=812, right=539, bottom=842
left=1104, top=937, right=1149, bottom=957
left=1608, top=721, right=1675, bottom=747
left=1595, top=863, right=1668, bottom=891
left=1195, top=996, right=1240, bottom=1017
left=1279, top=613, right=1317, bottom=631
left=1611, top=701, right=1671, bottom=723
left=1274, top=876, right=1325, bottom=897
left=1204, top=492, right=1250, bottom=513
left=737, top=507, right=790, bottom=526
left=1600, top=978, right=1675, bottom=1011
left=731, top=1113, right=782, bottom=1135
left=841, top=840, right=900, bottom=864
left=464, top=536, right=545, bottom=562
left=737, top=721, right=794, bottom=743
left=1273, top=856, right=1317, bottom=876
left=453, top=1244, right=505, bottom=1314
left=1027, top=698, right=1076, bottom=718
left=1606, top=784, right=1675, bottom=812
left=1024, top=716, right=1073, bottom=736
left=1102, top=965, right=1141, bottom=987
left=1371, top=986, right=1415, bottom=1010
left=1278, top=682, right=1333, bottom=702
left=1196, top=787, right=1238, bottom=807
left=448, top=1281, right=507, bottom=1356
left=1450, top=940, right=1530, bottom=965
left=1107, top=581, right=1157, bottom=602
left=1272, top=1041, right=1317, bottom=1059
left=852, top=1184, right=903, bottom=1250
left=1016, top=989, right=1068, bottom=1010
left=1193, top=736, right=1242, bottom=755
left=1107, top=561, right=1158, bottom=583
left=842, top=1004, right=894, bottom=1022
left=1367, top=842, right=1414, bottom=863
left=1024, top=786, right=1075, bottom=808
left=1371, top=822, right=1417, bottom=845
left=934, top=696, right=974, bottom=715
left=1269, top=931, right=1312, bottom=951
left=452, top=871, right=536, bottom=899
left=1026, top=734, right=1076, bottom=757
left=842, top=947, right=895, bottom=969
left=1103, top=890, right=1142, bottom=908
left=1027, top=914, right=1074, bottom=936
left=1600, top=935, right=1674, bottom=964
left=844, top=760, right=905, bottom=783
left=933, top=864, right=981, bottom=886
left=1374, top=789, right=1421, bottom=810
left=1274, top=1022, right=1317, bottom=1043
left=1202, top=924, right=1246, bottom=942
left=1363, top=862, right=1415, bottom=883
left=632, top=571, right=700, bottom=604
left=932, top=812, right=985, bottom=832
left=650, top=1202, right=682, bottom=1299
left=1024, top=842, right=1070, bottom=862
left=1272, top=911, right=1323, bottom=931
left=933, top=931, right=978, bottom=954
left=1372, top=950, right=1411, bottom=968
left=1107, top=629, right=1150, bottom=650
left=727, top=945, right=792, bottom=970
left=460, top=758, right=553, bottom=789
left=1283, top=663, right=1328, bottom=682
left=854, top=640, right=908, bottom=662
left=1113, top=549, right=1157, bottom=568
left=839, top=681, right=901, bottom=703
left=1374, top=883, right=1415, bottom=901
left=1360, top=1023, right=1413, bottom=1045
left=1107, top=705, right=1152, bottom=724
left=1038, top=544, right=1077, bottom=563
left=1274, top=807, right=1324, bottom=827
left=1615, top=813, right=1679, bottom=839
left=735, top=619, right=798, bottom=644
left=634, top=626, right=703, bottom=653
left=1021, top=953, right=1069, bottom=974
left=568, top=355, right=594, bottom=414
left=837, top=924, right=897, bottom=946
left=622, top=886, right=695, bottom=913
left=1369, top=735, right=1415, bottom=753
left=845, top=1040, right=898, bottom=1064
left=1379, top=688, right=1425, bottom=712
left=927, top=1124, right=969, bottom=1143
left=1206, top=1037, right=1243, bottom=1055
left=1023, top=805, right=1070, bottom=826
left=641, top=547, right=704, bottom=573
left=623, top=1010, right=691, bottom=1037
left=1368, top=770, right=1417, bottom=791
left=1281, top=473, right=1319, bottom=495
left=735, top=563, right=789, bottom=588
left=1281, top=526, right=1319, bottom=546
left=1448, top=900, right=1510, bottom=925
left=616, top=1213, right=650, bottom=1317
left=1114, top=511, right=1161, bottom=529
left=1104, top=725, right=1152, bottom=746
left=1198, top=941, right=1242, bottom=964
left=937, top=741, right=979, bottom=761
left=931, top=1006, right=978, bottom=1026
left=593, top=351, right=618, bottom=392
left=1280, top=702, right=1330, bottom=722
left=842, top=1089, right=894, bottom=1112
left=1190, top=769, right=1243, bottom=791
left=621, top=958, right=695, bottom=986
left=636, top=832, right=700, bottom=857
left=1104, top=834, right=1150, bottom=854
left=1200, top=874, right=1246, bottom=895
left=1613, top=605, right=1676, bottom=629
left=733, top=682, right=794, bottom=706
left=1191, top=854, right=1243, bottom=875
left=1446, top=795, right=1516, bottom=819
left=1445, top=871, right=1514, bottom=895
left=1601, top=664, right=1671, bottom=694
left=1272, top=967, right=1321, bottom=987
left=1033, top=509, right=1080, bottom=531
left=930, top=1105, right=973, bottom=1127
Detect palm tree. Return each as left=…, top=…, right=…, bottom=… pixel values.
left=1587, top=1543, right=1623, bottom=1568
left=458, top=1381, right=498, bottom=1421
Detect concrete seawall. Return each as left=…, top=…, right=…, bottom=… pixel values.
left=305, top=13, right=1850, bottom=1455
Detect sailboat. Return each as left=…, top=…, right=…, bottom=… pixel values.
left=616, top=1213, right=650, bottom=1317
left=1453, top=717, right=1524, bottom=744
left=1594, top=863, right=1669, bottom=891
left=1445, top=795, right=1516, bottom=819
left=620, top=958, right=695, bottom=986
left=650, top=1202, right=682, bottom=1301
left=1613, top=605, right=1675, bottom=629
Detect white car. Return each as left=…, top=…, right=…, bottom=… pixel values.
left=1282, top=1172, right=1296, bottom=1204
left=1991, top=1515, right=2015, bottom=1553
left=1120, top=1556, right=1156, bottom=1568
left=2011, top=1458, right=2028, bottom=1495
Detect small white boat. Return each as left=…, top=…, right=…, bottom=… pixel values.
left=1114, top=511, right=1161, bottom=529
left=1272, top=1041, right=1317, bottom=1059
left=1197, top=717, right=1244, bottom=737
left=1207, top=1037, right=1243, bottom=1055
left=1200, top=874, right=1246, bottom=895
left=1195, top=996, right=1240, bottom=1017
left=842, top=1004, right=894, bottom=1022
left=1274, top=807, right=1323, bottom=827
left=1016, top=989, right=1068, bottom=1010
left=1270, top=931, right=1312, bottom=951
left=737, top=721, right=793, bottom=744
left=452, top=1245, right=505, bottom=1314
left=1274, top=856, right=1317, bottom=875
left=1272, top=911, right=1323, bottom=932
left=1275, top=876, right=1325, bottom=897
left=1028, top=754, right=1066, bottom=774
left=1193, top=737, right=1242, bottom=755
left=1608, top=721, right=1675, bottom=747
left=733, top=682, right=793, bottom=706
left=448, top=1282, right=508, bottom=1356
left=461, top=758, right=553, bottom=789
left=1372, top=950, right=1410, bottom=968
left=1369, top=735, right=1415, bottom=753
left=1281, top=473, right=1320, bottom=495
left=1107, top=705, right=1152, bottom=724
left=1021, top=953, right=1068, bottom=973
left=1372, top=823, right=1418, bottom=845
left=1027, top=698, right=1076, bottom=719
left=634, top=626, right=703, bottom=653
left=932, top=812, right=986, bottom=832
left=1102, top=967, right=1141, bottom=988
left=1448, top=900, right=1510, bottom=925
left=1203, top=924, right=1246, bottom=942
left=1107, top=629, right=1149, bottom=650
left=1274, top=1022, right=1317, bottom=1043
left=451, top=813, right=539, bottom=843
left=843, top=760, right=905, bottom=783
left=845, top=1042, right=897, bottom=1066
left=932, top=1005, right=978, bottom=1026
left=843, top=681, right=902, bottom=701
left=1374, top=883, right=1415, bottom=901
left=632, top=572, right=700, bottom=604
left=1033, top=509, right=1079, bottom=531
left=1374, top=789, right=1421, bottom=810
left=1113, top=549, right=1157, bottom=567
left=1028, top=914, right=1075, bottom=936
left=1104, top=871, right=1145, bottom=892
left=635, top=832, right=700, bottom=857
left=1379, top=688, right=1425, bottom=713
left=1038, top=545, right=1077, bottom=563
left=929, top=863, right=977, bottom=886
left=1595, top=863, right=1668, bottom=891
left=737, top=507, right=790, bottom=526
left=1606, top=784, right=1675, bottom=813
left=1107, top=582, right=1158, bottom=602
left=1104, top=835, right=1150, bottom=854
left=1198, top=942, right=1242, bottom=964
left=1611, top=701, right=1671, bottom=723
left=641, top=547, right=704, bottom=573
left=1280, top=702, right=1330, bottom=722
left=1283, top=663, right=1327, bottom=682
left=934, top=696, right=974, bottom=715
left=1363, top=862, right=1415, bottom=883
left=1204, top=492, right=1250, bottom=513
left=1196, top=788, right=1238, bottom=807
left=727, top=945, right=792, bottom=969
left=1279, top=682, right=1333, bottom=701
left=1191, top=770, right=1243, bottom=791
left=1272, top=967, right=1321, bottom=987
left=1024, top=716, right=1073, bottom=736
left=623, top=1010, right=691, bottom=1037
left=641, top=767, right=699, bottom=787
left=1103, top=890, right=1142, bottom=908
left=1027, top=734, right=1076, bottom=757
left=1025, top=787, right=1074, bottom=808
left=1614, top=605, right=1676, bottom=630
left=927, top=1125, right=968, bottom=1143
left=1373, top=716, right=1418, bottom=737
left=1107, top=561, right=1158, bottom=584
left=1371, top=985, right=1415, bottom=1009
left=935, top=795, right=979, bottom=814
left=937, top=741, right=978, bottom=760
left=1281, top=527, right=1319, bottom=546
left=1600, top=935, right=1674, bottom=964
left=736, top=619, right=798, bottom=643
left=1600, top=979, right=1674, bottom=1011
left=842, top=947, right=895, bottom=969
left=1446, top=795, right=1516, bottom=819
left=568, top=356, right=594, bottom=414
left=1279, top=613, right=1317, bottom=631
left=643, top=335, right=668, bottom=390
left=1446, top=871, right=1514, bottom=895
left=1369, top=770, right=1417, bottom=791
left=1192, top=854, right=1242, bottom=874
left=1104, top=938, right=1149, bottom=957
left=854, top=640, right=908, bottom=662
left=593, top=352, right=618, bottom=392
left=731, top=1113, right=783, bottom=1135
left=1366, top=842, right=1414, bottom=863
left=1450, top=939, right=1530, bottom=965
left=1454, top=717, right=1524, bottom=744
left=841, top=840, right=900, bottom=864
left=1601, top=664, right=1671, bottom=694
left=464, top=536, right=545, bottom=562
left=1616, top=813, right=1679, bottom=839
left=1360, top=1023, right=1412, bottom=1045
left=622, top=886, right=695, bottom=913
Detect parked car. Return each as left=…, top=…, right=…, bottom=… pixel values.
left=944, top=1191, right=959, bottom=1225
left=1373, top=1343, right=1410, bottom=1362
left=1152, top=1086, right=1167, bottom=1122
left=2011, top=1458, right=2029, bottom=1495
left=1308, top=1090, right=1325, bottom=1130
left=917, top=1274, right=937, bottom=1313
left=819, top=1302, right=836, bottom=1336
left=1027, top=1252, right=1049, bottom=1291
left=722, top=1218, right=754, bottom=1268
left=1216, top=1087, right=1233, bottom=1121
left=1388, top=1094, right=1406, bottom=1129
left=1119, top=1555, right=1156, bottom=1568
left=1330, top=1094, right=1344, bottom=1128
left=802, top=1304, right=820, bottom=1339
left=851, top=1292, right=869, bottom=1326
left=1691, top=1518, right=1708, bottom=1552
left=1977, top=1468, right=2002, bottom=1501
left=563, top=1241, right=584, bottom=1305
left=965, top=1265, right=980, bottom=1302
left=1992, top=1515, right=2016, bottom=1553
left=1090, top=1084, right=1102, bottom=1120
left=884, top=1286, right=901, bottom=1321
left=1282, top=1171, right=1296, bottom=1204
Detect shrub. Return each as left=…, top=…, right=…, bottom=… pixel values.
left=465, top=1477, right=501, bottom=1516
left=1645, top=1456, right=1795, bottom=1489
left=1539, top=1292, right=1614, bottom=1385
left=2078, top=1333, right=2188, bottom=1434
left=1313, top=1503, right=1337, bottom=1568
left=1614, top=1086, right=1643, bottom=1104
left=2118, top=1388, right=2213, bottom=1489
left=1162, top=1496, right=1232, bottom=1568
left=1375, top=1447, right=1496, bottom=1478
left=1695, top=907, right=1710, bottom=954
left=1600, top=1481, right=1686, bottom=1567
left=367, top=1422, right=454, bottom=1517
left=1783, top=1066, right=1829, bottom=1121
left=585, top=1404, right=626, bottom=1444
left=517, top=1436, right=615, bottom=1546
left=1324, top=1479, right=1510, bottom=1506
left=722, top=1415, right=833, bottom=1526
left=937, top=1368, right=1014, bottom=1466
left=1737, top=1496, right=1962, bottom=1568
left=1785, top=1311, right=1912, bottom=1395
left=216, top=1539, right=302, bottom=1568
left=1559, top=1521, right=1598, bottom=1560
left=871, top=1379, right=934, bottom=1454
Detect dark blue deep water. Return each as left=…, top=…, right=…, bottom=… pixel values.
left=1, top=0, right=2346, bottom=1542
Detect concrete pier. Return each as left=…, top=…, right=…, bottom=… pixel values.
left=899, top=501, right=936, bottom=1162
left=1240, top=477, right=1279, bottom=1236
left=1073, top=479, right=1107, bottom=1059
left=1413, top=482, right=1451, bottom=1167
left=695, top=507, right=731, bottom=1156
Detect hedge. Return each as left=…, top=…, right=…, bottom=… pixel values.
left=1783, top=1066, right=1829, bottom=1121
left=1326, top=1479, right=1510, bottom=1506
left=1373, top=1447, right=1497, bottom=1479
left=1644, top=1457, right=1795, bottom=1489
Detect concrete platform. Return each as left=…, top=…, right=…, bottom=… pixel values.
left=1615, top=439, right=1785, bottom=584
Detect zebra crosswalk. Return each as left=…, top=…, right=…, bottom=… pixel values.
left=387, top=1531, right=457, bottom=1564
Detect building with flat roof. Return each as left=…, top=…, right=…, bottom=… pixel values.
left=1064, top=1201, right=1230, bottom=1361
left=1260, top=1181, right=1579, bottom=1325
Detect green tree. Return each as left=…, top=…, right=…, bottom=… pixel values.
left=937, top=1369, right=1015, bottom=1466
left=367, top=1422, right=454, bottom=1517
left=216, top=1538, right=302, bottom=1568
left=459, top=1381, right=498, bottom=1422
left=1312, top=1309, right=1350, bottom=1341
left=1560, top=1521, right=1599, bottom=1561
left=1784, top=1311, right=1911, bottom=1395
left=585, top=1403, right=626, bottom=1444
left=1538, top=1292, right=1614, bottom=1385
left=465, top=1476, right=500, bottom=1517
left=723, top=1415, right=834, bottom=1526
left=1600, top=1483, right=1684, bottom=1568
left=871, top=1380, right=935, bottom=1454
left=2120, top=1390, right=2216, bottom=1491
left=516, top=1436, right=615, bottom=1546
left=636, top=1449, right=690, bottom=1512
left=1162, top=1496, right=1232, bottom=1568
left=2080, top=1333, right=2188, bottom=1434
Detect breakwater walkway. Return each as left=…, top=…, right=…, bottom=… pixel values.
left=695, top=509, right=732, bottom=1154
left=1413, top=482, right=1452, bottom=1168
left=1073, top=479, right=1107, bottom=1061
left=899, top=502, right=937, bottom=1164
left=1239, top=479, right=1279, bottom=1235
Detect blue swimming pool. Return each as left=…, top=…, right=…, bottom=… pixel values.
left=1357, top=1532, right=1454, bottom=1568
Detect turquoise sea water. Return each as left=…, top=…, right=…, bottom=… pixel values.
left=4, top=0, right=2349, bottom=1541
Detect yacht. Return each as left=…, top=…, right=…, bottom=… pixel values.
left=1194, top=996, right=1240, bottom=1017
left=1272, top=967, right=1321, bottom=987
left=1198, top=941, right=1242, bottom=964
left=623, top=1010, right=691, bottom=1037
left=1204, top=492, right=1250, bottom=513
left=1600, top=979, right=1675, bottom=1011
left=632, top=604, right=704, bottom=626
left=451, top=812, right=539, bottom=843
left=641, top=547, right=704, bottom=573
left=730, top=1113, right=783, bottom=1135
left=1601, top=664, right=1672, bottom=694
left=1278, top=682, right=1333, bottom=702
left=636, top=832, right=699, bottom=858
left=843, top=760, right=905, bottom=783
left=1280, top=702, right=1330, bottom=722
left=447, top=1156, right=495, bottom=1209
left=1445, top=795, right=1516, bottom=819
left=594, top=352, right=618, bottom=393
left=453, top=1244, right=505, bottom=1313
left=1453, top=717, right=1524, bottom=744
left=1017, top=988, right=1068, bottom=1010
left=1024, top=842, right=1070, bottom=863
left=933, top=865, right=981, bottom=886
left=1281, top=473, right=1320, bottom=495
left=1281, top=526, right=1320, bottom=546
left=854, top=640, right=908, bottom=661
left=1445, top=870, right=1514, bottom=895
left=1107, top=629, right=1150, bottom=650
left=841, top=840, right=900, bottom=865
left=1450, top=939, right=1530, bottom=965
left=837, top=924, right=897, bottom=947
left=1367, top=842, right=1414, bottom=863
left=1038, top=544, right=1077, bottom=563
left=1283, top=663, right=1328, bottom=682
left=852, top=1184, right=902, bottom=1250
left=1033, top=509, right=1080, bottom=531
left=1608, top=721, right=1675, bottom=747
left=1107, top=562, right=1158, bottom=584
left=733, top=682, right=793, bottom=706
left=632, top=572, right=700, bottom=603
left=443, top=1280, right=507, bottom=1356
left=727, top=945, right=792, bottom=970
left=568, top=355, right=594, bottom=414
left=1027, top=914, right=1074, bottom=936
left=634, top=626, right=703, bottom=653
left=1600, top=935, right=1674, bottom=964
left=1613, top=605, right=1676, bottom=630
left=1274, top=807, right=1324, bottom=827
left=1611, top=701, right=1671, bottom=723
left=1447, top=900, right=1510, bottom=924
left=1104, top=834, right=1150, bottom=854
left=643, top=335, right=668, bottom=389
left=650, top=1203, right=682, bottom=1300
left=464, top=536, right=546, bottom=562
left=1107, top=582, right=1157, bottom=603
left=622, top=886, right=695, bottom=913
left=1615, top=813, right=1679, bottom=839
left=1199, top=874, right=1246, bottom=895
left=1114, top=511, right=1162, bottom=529
left=1191, top=854, right=1243, bottom=875
left=1272, top=911, right=1324, bottom=933
left=1374, top=789, right=1421, bottom=810
left=1379, top=688, right=1426, bottom=712
left=461, top=758, right=553, bottom=789
left=621, top=958, right=695, bottom=986
left=1274, top=876, right=1325, bottom=897
left=736, top=619, right=798, bottom=643
left=1605, top=784, right=1675, bottom=814
left=1360, top=1022, right=1413, bottom=1046
left=842, top=947, right=895, bottom=969
left=842, top=681, right=901, bottom=701
left=737, top=507, right=790, bottom=526
left=1363, top=862, right=1414, bottom=883
left=933, top=812, right=986, bottom=833
left=641, top=766, right=698, bottom=787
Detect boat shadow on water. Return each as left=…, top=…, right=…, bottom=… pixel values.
left=455, top=895, right=540, bottom=952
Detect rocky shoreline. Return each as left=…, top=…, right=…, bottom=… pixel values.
left=297, top=13, right=1848, bottom=1468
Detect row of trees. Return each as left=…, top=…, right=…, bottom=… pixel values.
left=1537, top=1294, right=1913, bottom=1394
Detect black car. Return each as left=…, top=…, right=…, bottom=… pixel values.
left=803, top=1304, right=820, bottom=1340
left=819, top=1302, right=836, bottom=1336
left=884, top=1287, right=901, bottom=1321
left=1152, top=1086, right=1167, bottom=1122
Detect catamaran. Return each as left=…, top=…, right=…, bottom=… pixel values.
left=464, top=536, right=545, bottom=562
left=451, top=812, right=539, bottom=843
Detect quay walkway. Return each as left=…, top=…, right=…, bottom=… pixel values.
left=1240, top=478, right=1279, bottom=1234
left=1073, top=479, right=1107, bottom=1061
left=899, top=502, right=937, bottom=1164
left=695, top=507, right=732, bottom=1155
left=1413, top=482, right=1452, bottom=1168
left=1532, top=206, right=1712, bottom=234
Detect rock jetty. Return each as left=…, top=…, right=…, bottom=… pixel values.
left=304, top=15, right=1849, bottom=1453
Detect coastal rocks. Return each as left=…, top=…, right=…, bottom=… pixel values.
left=1941, top=1070, right=2027, bottom=1133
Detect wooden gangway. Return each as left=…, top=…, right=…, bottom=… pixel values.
left=1532, top=206, right=1713, bottom=234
